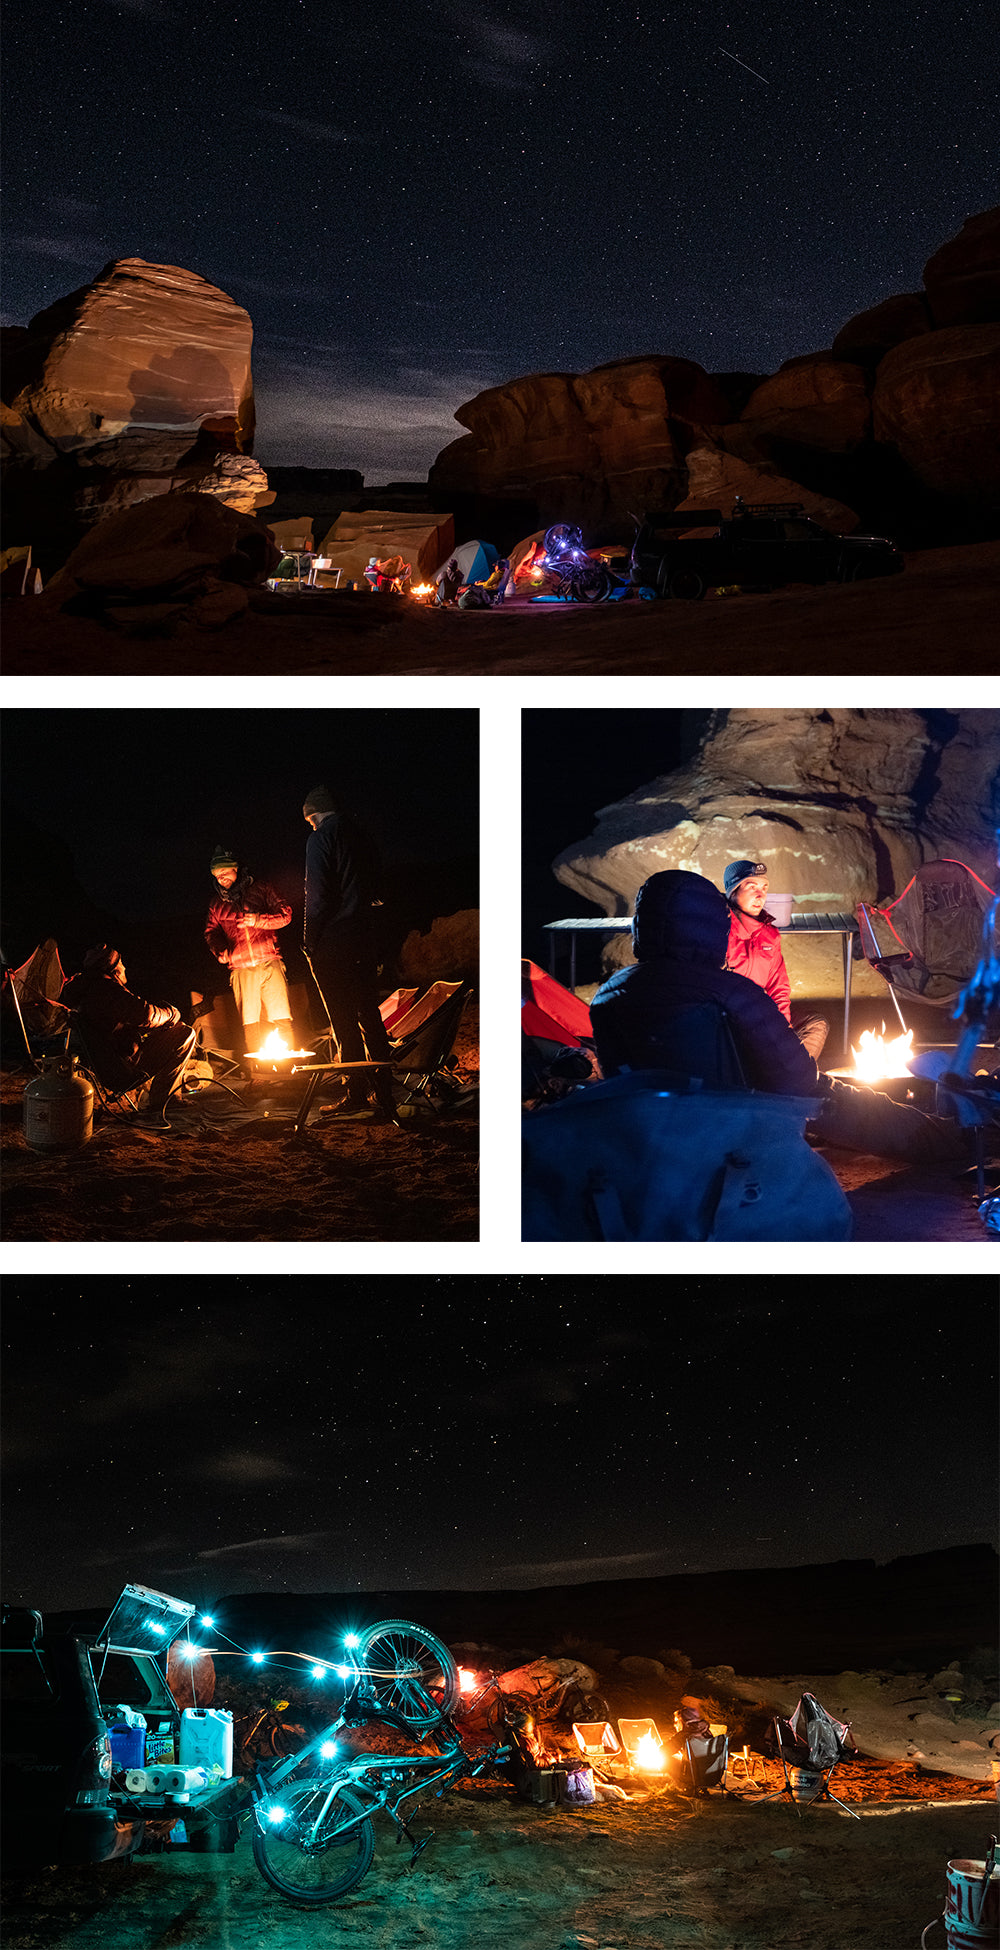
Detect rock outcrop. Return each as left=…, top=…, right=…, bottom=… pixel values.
left=316, top=509, right=456, bottom=584
left=872, top=324, right=1000, bottom=501
left=431, top=357, right=730, bottom=531
left=1, top=259, right=268, bottom=569
left=431, top=208, right=1000, bottom=541
left=34, top=492, right=279, bottom=635
left=398, top=909, right=479, bottom=982
left=551, top=709, right=1000, bottom=989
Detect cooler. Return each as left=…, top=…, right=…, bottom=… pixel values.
left=179, top=1708, right=234, bottom=1777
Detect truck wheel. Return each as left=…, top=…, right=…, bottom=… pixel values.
left=667, top=568, right=706, bottom=600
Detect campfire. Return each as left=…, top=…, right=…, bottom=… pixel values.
left=409, top=582, right=436, bottom=601
left=851, top=1024, right=915, bottom=1082
left=249, top=1029, right=314, bottom=1069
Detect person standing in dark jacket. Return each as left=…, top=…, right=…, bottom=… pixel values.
left=61, top=945, right=196, bottom=1129
left=204, top=845, right=293, bottom=1055
left=590, top=870, right=967, bottom=1164
left=302, top=785, right=394, bottom=1117
left=723, top=858, right=828, bottom=1061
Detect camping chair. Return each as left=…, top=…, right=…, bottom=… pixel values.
left=521, top=959, right=598, bottom=1105
left=856, top=860, right=996, bottom=1032
left=762, top=1692, right=860, bottom=1819
left=63, top=1012, right=152, bottom=1120
left=677, top=1729, right=729, bottom=1794
left=616, top=1000, right=750, bottom=1094
left=388, top=979, right=473, bottom=1107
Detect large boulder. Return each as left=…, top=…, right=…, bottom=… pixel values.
left=398, top=909, right=479, bottom=982
left=922, top=206, right=1000, bottom=328
left=676, top=431, right=858, bottom=530
left=37, top=492, right=279, bottom=634
left=551, top=710, right=1000, bottom=994
left=1, top=259, right=265, bottom=566
left=740, top=354, right=872, bottom=453
left=3, top=257, right=256, bottom=453
left=832, top=292, right=933, bottom=363
left=316, top=509, right=455, bottom=584
left=430, top=357, right=730, bottom=532
left=872, top=324, right=1000, bottom=504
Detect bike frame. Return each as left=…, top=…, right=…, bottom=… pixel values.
left=248, top=1673, right=515, bottom=1857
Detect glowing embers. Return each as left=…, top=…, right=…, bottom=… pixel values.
left=851, top=1023, right=915, bottom=1082
left=617, top=1718, right=667, bottom=1773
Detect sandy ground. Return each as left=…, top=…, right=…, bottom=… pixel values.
left=3, top=1780, right=995, bottom=1949
left=2, top=542, right=997, bottom=677
left=1, top=1012, right=478, bottom=1242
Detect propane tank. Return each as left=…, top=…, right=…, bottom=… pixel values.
left=23, top=1055, right=94, bottom=1152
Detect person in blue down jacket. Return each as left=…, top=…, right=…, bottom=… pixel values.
left=301, top=785, right=394, bottom=1118
left=204, top=846, right=293, bottom=1056
left=589, top=870, right=968, bottom=1164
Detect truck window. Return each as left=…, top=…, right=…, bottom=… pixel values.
left=1, top=1649, right=55, bottom=1700
left=89, top=1651, right=158, bottom=1708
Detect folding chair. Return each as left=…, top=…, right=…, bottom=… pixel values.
left=387, top=980, right=473, bottom=1107
left=763, top=1692, right=860, bottom=1818
left=64, top=1013, right=150, bottom=1120
left=856, top=860, right=997, bottom=1030
left=678, top=1729, right=729, bottom=1793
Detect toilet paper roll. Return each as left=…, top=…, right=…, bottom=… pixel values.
left=125, top=1769, right=148, bottom=1792
left=145, top=1765, right=208, bottom=1795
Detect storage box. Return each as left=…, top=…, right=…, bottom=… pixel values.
left=179, top=1708, right=234, bottom=1778
left=108, top=1722, right=146, bottom=1770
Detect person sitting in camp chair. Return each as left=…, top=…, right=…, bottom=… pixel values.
left=589, top=870, right=978, bottom=1166
left=61, top=945, right=196, bottom=1129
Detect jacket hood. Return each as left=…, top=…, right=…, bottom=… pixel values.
left=632, top=871, right=730, bottom=966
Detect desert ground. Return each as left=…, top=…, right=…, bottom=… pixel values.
left=0, top=1010, right=478, bottom=1242
left=3, top=542, right=997, bottom=678
left=2, top=1784, right=994, bottom=1950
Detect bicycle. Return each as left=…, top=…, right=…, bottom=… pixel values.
left=242, top=1619, right=533, bottom=1905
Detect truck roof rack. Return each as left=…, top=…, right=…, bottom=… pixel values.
left=738, top=501, right=805, bottom=518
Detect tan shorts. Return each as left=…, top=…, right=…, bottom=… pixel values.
left=230, top=960, right=290, bottom=1026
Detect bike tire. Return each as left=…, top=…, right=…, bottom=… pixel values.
left=250, top=1781, right=375, bottom=1904
left=354, top=1618, right=459, bottom=1729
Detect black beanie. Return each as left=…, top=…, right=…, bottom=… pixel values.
left=303, top=785, right=336, bottom=816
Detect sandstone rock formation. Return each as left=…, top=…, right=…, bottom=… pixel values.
left=36, top=492, right=279, bottom=635
left=4, top=258, right=255, bottom=453
left=398, top=909, right=479, bottom=982
left=316, top=509, right=456, bottom=584
left=739, top=354, right=872, bottom=453
left=551, top=710, right=1000, bottom=992
left=675, top=434, right=858, bottom=532
left=431, top=357, right=730, bottom=531
left=872, top=324, right=1000, bottom=500
left=922, top=206, right=1000, bottom=327
left=1, top=259, right=267, bottom=567
left=431, top=208, right=1000, bottom=541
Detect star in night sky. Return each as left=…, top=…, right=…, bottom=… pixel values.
left=2, top=0, right=997, bottom=474
left=1, top=1276, right=994, bottom=1612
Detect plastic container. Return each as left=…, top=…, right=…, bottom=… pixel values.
left=180, top=1708, right=234, bottom=1778
left=108, top=1722, right=146, bottom=1770
left=768, top=893, right=794, bottom=928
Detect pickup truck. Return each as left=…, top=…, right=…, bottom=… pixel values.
left=631, top=503, right=904, bottom=598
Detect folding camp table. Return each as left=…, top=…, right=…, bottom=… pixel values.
left=544, top=910, right=861, bottom=1047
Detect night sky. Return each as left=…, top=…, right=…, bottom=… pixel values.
left=1, top=708, right=478, bottom=987
left=3, top=0, right=997, bottom=475
left=1, top=1276, right=994, bottom=1614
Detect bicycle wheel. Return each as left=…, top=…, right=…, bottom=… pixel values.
left=250, top=1780, right=374, bottom=1904
left=354, top=1618, right=459, bottom=1729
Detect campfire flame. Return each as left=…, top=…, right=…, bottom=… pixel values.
left=632, top=1732, right=665, bottom=1771
left=254, top=1029, right=312, bottom=1062
left=458, top=1667, right=477, bottom=1693
left=410, top=582, right=435, bottom=598
left=851, top=1024, right=915, bottom=1082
